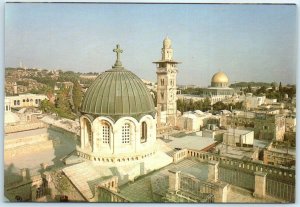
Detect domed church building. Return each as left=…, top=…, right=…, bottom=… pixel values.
left=77, top=44, right=158, bottom=162
left=62, top=45, right=173, bottom=196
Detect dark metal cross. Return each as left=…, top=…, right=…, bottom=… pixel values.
left=113, top=44, right=123, bottom=67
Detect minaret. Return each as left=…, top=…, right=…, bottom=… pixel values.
left=13, top=82, right=18, bottom=95
left=153, top=37, right=180, bottom=127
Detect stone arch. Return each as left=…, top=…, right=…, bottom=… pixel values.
left=80, top=116, right=93, bottom=150
left=92, top=117, right=114, bottom=149
left=140, top=121, right=147, bottom=143
left=139, top=115, right=154, bottom=143
left=116, top=117, right=138, bottom=145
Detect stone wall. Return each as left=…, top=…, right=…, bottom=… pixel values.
left=5, top=122, right=47, bottom=134
left=4, top=133, right=55, bottom=159
left=5, top=168, right=47, bottom=202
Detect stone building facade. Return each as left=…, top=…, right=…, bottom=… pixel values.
left=254, top=113, right=285, bottom=141
left=263, top=141, right=295, bottom=167
left=6, top=93, right=48, bottom=108
left=220, top=112, right=285, bottom=141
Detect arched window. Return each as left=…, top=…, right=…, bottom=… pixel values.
left=161, top=79, right=164, bottom=86
left=161, top=92, right=164, bottom=100
left=122, top=123, right=130, bottom=144
left=84, top=119, right=92, bottom=148
left=102, top=123, right=110, bottom=144
left=141, top=122, right=147, bottom=143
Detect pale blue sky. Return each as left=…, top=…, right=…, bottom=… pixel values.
left=5, top=3, right=298, bottom=86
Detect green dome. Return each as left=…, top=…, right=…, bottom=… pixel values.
left=80, top=67, right=156, bottom=121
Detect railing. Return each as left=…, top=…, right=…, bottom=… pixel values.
left=97, top=186, right=130, bottom=202
left=266, top=177, right=295, bottom=202
left=96, top=176, right=118, bottom=193
left=185, top=149, right=295, bottom=184
left=173, top=149, right=188, bottom=163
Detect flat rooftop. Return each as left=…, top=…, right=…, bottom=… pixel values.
left=225, top=128, right=253, bottom=136
left=119, top=158, right=280, bottom=203
left=253, top=139, right=270, bottom=148
left=268, top=147, right=296, bottom=156
left=166, top=135, right=217, bottom=151
left=119, top=158, right=209, bottom=202
left=4, top=128, right=76, bottom=180
left=216, top=144, right=257, bottom=160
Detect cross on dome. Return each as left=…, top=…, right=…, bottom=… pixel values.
left=113, top=44, right=123, bottom=68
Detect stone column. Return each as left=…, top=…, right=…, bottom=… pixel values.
left=80, top=121, right=85, bottom=149
left=253, top=171, right=267, bottom=198
left=168, top=170, right=180, bottom=192
left=20, top=168, right=27, bottom=181
left=213, top=182, right=228, bottom=203
left=31, top=185, right=37, bottom=201
left=157, top=105, right=161, bottom=128
left=42, top=172, right=54, bottom=199
left=208, top=161, right=219, bottom=182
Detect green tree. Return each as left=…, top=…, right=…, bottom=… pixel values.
left=245, top=84, right=252, bottom=93
left=279, top=82, right=283, bottom=93
left=213, top=101, right=226, bottom=111
left=40, top=99, right=55, bottom=113
left=72, top=81, right=83, bottom=113
left=56, top=89, right=71, bottom=111
left=255, top=86, right=267, bottom=96
left=203, top=98, right=211, bottom=111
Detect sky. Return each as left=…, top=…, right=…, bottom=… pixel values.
left=5, top=3, right=298, bottom=86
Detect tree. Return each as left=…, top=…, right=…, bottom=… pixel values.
left=72, top=81, right=83, bottom=113
left=279, top=82, right=283, bottom=93
left=245, top=84, right=252, bottom=93
left=203, top=98, right=211, bottom=111
left=213, top=101, right=226, bottom=111
left=271, top=82, right=278, bottom=91
left=255, top=86, right=267, bottom=95
left=40, top=99, right=55, bottom=113
left=56, top=89, right=71, bottom=111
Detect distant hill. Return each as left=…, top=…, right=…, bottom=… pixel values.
left=230, top=82, right=272, bottom=88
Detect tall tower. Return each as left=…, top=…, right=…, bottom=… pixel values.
left=153, top=37, right=180, bottom=127
left=13, top=82, right=18, bottom=95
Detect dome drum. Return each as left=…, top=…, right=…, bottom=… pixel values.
left=78, top=114, right=157, bottom=161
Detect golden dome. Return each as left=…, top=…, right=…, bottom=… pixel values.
left=211, top=71, right=229, bottom=83
left=163, top=36, right=171, bottom=48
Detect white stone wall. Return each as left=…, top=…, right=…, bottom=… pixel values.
left=78, top=114, right=156, bottom=162
left=6, top=94, right=48, bottom=108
